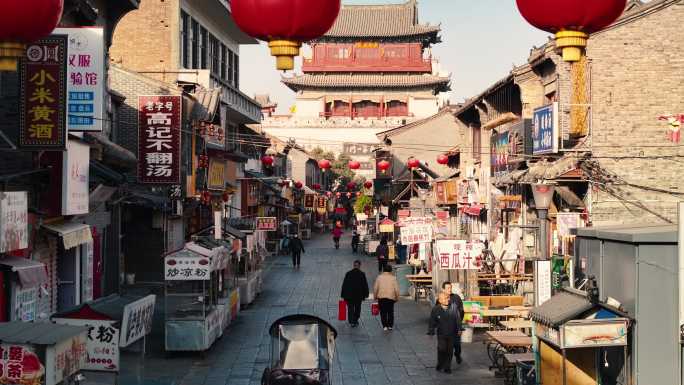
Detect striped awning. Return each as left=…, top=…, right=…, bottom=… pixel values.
left=43, top=223, right=93, bottom=250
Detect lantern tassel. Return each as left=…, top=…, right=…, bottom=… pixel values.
left=268, top=40, right=301, bottom=71
left=0, top=42, right=26, bottom=72
left=570, top=54, right=589, bottom=137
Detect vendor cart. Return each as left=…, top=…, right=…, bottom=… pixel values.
left=164, top=238, right=231, bottom=352
left=261, top=314, right=338, bottom=385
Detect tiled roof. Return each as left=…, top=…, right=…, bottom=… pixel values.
left=322, top=0, right=440, bottom=39
left=281, top=73, right=450, bottom=91
left=376, top=107, right=456, bottom=138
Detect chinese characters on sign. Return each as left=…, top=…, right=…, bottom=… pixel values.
left=256, top=217, right=277, bottom=231
left=47, top=333, right=87, bottom=385
left=119, top=295, right=156, bottom=348
left=304, top=194, right=315, bottom=208
left=532, top=103, right=559, bottom=155
left=434, top=240, right=486, bottom=270
left=207, top=158, right=227, bottom=190
left=20, top=36, right=68, bottom=150
left=54, top=27, right=105, bottom=132
left=399, top=217, right=433, bottom=245
left=62, top=140, right=90, bottom=215
left=0, top=192, right=28, bottom=253
left=138, top=96, right=182, bottom=184
left=164, top=256, right=211, bottom=281
left=491, top=131, right=511, bottom=178
left=342, top=143, right=375, bottom=155
left=53, top=319, right=119, bottom=372
left=0, top=344, right=45, bottom=385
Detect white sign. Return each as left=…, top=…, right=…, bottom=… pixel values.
left=11, top=284, right=37, bottom=322
left=399, top=217, right=433, bottom=245
left=0, top=191, right=28, bottom=253
left=535, top=260, right=552, bottom=306
left=119, top=295, right=156, bottom=348
left=54, top=27, right=105, bottom=132
left=45, top=331, right=87, bottom=385
left=0, top=344, right=46, bottom=385
left=53, top=318, right=119, bottom=372
left=557, top=212, right=582, bottom=237
left=81, top=240, right=94, bottom=303
left=62, top=140, right=90, bottom=215
left=214, top=211, right=222, bottom=240
left=434, top=240, right=486, bottom=270
left=164, top=255, right=211, bottom=280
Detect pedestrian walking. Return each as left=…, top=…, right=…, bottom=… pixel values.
left=351, top=230, right=360, bottom=253
left=373, top=264, right=399, bottom=331
left=332, top=226, right=343, bottom=249
left=289, top=234, right=305, bottom=269
left=442, top=281, right=465, bottom=364
left=340, top=260, right=369, bottom=327
left=375, top=237, right=389, bottom=272
left=428, top=292, right=460, bottom=373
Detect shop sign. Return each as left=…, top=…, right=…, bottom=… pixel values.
left=205, top=309, right=225, bottom=346
left=342, top=143, right=375, bottom=155
left=0, top=344, right=45, bottom=385
left=0, top=192, right=28, bottom=253
left=54, top=27, right=104, bottom=132
left=497, top=195, right=522, bottom=210
left=20, top=36, right=68, bottom=150
left=304, top=194, right=315, bottom=208
left=532, top=103, right=559, bottom=154
left=119, top=295, right=156, bottom=348
left=399, top=218, right=433, bottom=245
left=82, top=241, right=94, bottom=303
left=355, top=213, right=368, bottom=221
left=207, top=158, right=227, bottom=190
left=562, top=319, right=628, bottom=348
left=256, top=217, right=277, bottom=231
left=165, top=256, right=210, bottom=281
left=435, top=180, right=459, bottom=205
left=53, top=318, right=119, bottom=372
left=62, top=140, right=90, bottom=215
left=46, top=333, right=87, bottom=385
left=379, top=223, right=394, bottom=233
left=11, top=286, right=37, bottom=322
left=434, top=240, right=485, bottom=270
left=557, top=212, right=582, bottom=237
left=535, top=260, right=552, bottom=306
left=491, top=131, right=511, bottom=178
left=138, top=95, right=182, bottom=184
left=434, top=211, right=449, bottom=236
left=397, top=210, right=410, bottom=220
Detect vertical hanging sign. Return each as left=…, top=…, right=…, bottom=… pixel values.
left=138, top=96, right=182, bottom=184
left=19, top=35, right=68, bottom=150
left=53, top=27, right=105, bottom=132
left=62, top=140, right=90, bottom=215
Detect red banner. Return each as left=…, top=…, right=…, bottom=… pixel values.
left=138, top=95, right=182, bottom=184
left=20, top=36, right=68, bottom=150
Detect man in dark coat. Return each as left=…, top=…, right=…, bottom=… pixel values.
left=427, top=292, right=461, bottom=373
left=289, top=234, right=305, bottom=269
left=340, top=260, right=369, bottom=327
left=442, top=281, right=465, bottom=363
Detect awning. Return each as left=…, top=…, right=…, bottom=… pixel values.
left=0, top=256, right=48, bottom=288
left=42, top=223, right=93, bottom=250
left=191, top=88, right=222, bottom=122
left=123, top=188, right=170, bottom=210
left=530, top=290, right=593, bottom=328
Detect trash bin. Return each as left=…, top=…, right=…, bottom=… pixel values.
left=394, top=264, right=412, bottom=296
left=461, top=327, right=474, bottom=343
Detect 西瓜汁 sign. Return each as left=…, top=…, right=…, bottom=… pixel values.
left=20, top=36, right=68, bottom=150
left=119, top=295, right=156, bottom=348
left=532, top=103, right=559, bottom=155
left=138, top=95, right=182, bottom=184
left=207, top=158, right=227, bottom=190
left=54, top=27, right=105, bottom=132
left=62, top=140, right=90, bottom=215
left=0, top=192, right=28, bottom=253
left=256, top=217, right=277, bottom=231
left=434, top=240, right=485, bottom=270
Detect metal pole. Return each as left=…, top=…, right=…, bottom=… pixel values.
left=538, top=208, right=549, bottom=260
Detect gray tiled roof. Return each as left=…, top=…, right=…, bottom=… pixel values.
left=530, top=290, right=594, bottom=328
left=322, top=0, right=440, bottom=39
left=282, top=73, right=450, bottom=91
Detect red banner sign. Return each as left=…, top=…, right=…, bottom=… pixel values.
left=138, top=95, right=182, bottom=184
left=20, top=36, right=68, bottom=150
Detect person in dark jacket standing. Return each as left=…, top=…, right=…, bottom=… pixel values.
left=340, top=260, right=369, bottom=327
left=442, top=281, right=465, bottom=363
left=289, top=234, right=305, bottom=269
left=351, top=230, right=360, bottom=253
left=428, top=292, right=460, bottom=373
left=375, top=237, right=389, bottom=272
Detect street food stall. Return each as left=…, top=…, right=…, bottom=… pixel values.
left=237, top=229, right=264, bottom=307
left=163, top=239, right=231, bottom=352
left=0, top=322, right=88, bottom=385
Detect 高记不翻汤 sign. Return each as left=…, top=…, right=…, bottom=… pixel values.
left=138, top=95, right=182, bottom=184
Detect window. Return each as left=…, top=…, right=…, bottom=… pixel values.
left=199, top=27, right=208, bottom=69
left=220, top=44, right=227, bottom=80
left=356, top=48, right=380, bottom=59
left=233, top=52, right=239, bottom=88
left=227, top=50, right=234, bottom=84
left=386, top=101, right=408, bottom=116
left=191, top=19, right=199, bottom=69
left=209, top=34, right=220, bottom=75
left=472, top=126, right=481, bottom=162
left=180, top=11, right=189, bottom=68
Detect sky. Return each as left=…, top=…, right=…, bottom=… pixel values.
left=239, top=0, right=549, bottom=114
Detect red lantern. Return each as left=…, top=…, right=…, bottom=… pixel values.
left=364, top=181, right=373, bottom=189
left=231, top=0, right=341, bottom=70
left=515, top=0, right=626, bottom=61
left=348, top=161, right=361, bottom=170
left=294, top=181, right=303, bottom=190
left=408, top=158, right=420, bottom=169
left=312, top=183, right=321, bottom=190
left=346, top=182, right=356, bottom=191
left=346, top=192, right=352, bottom=198
left=437, top=154, right=449, bottom=165
left=335, top=192, right=341, bottom=198
left=0, top=0, right=64, bottom=71
left=326, top=191, right=332, bottom=198
left=279, top=180, right=288, bottom=187
left=261, top=155, right=274, bottom=167
left=377, top=160, right=390, bottom=172
left=318, top=159, right=331, bottom=172
left=356, top=192, right=362, bottom=197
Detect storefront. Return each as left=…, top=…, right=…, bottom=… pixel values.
left=0, top=256, right=49, bottom=322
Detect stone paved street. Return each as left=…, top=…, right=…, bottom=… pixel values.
left=97, top=234, right=500, bottom=385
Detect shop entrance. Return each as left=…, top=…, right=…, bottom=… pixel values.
left=57, top=246, right=81, bottom=311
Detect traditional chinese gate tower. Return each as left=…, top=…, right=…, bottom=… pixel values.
left=261, top=0, right=450, bottom=178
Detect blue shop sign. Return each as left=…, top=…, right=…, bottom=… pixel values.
left=532, top=102, right=559, bottom=154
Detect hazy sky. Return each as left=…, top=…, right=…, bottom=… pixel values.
left=239, top=0, right=549, bottom=113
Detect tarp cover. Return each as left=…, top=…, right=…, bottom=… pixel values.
left=0, top=256, right=48, bottom=288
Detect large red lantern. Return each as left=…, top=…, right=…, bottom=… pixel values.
left=364, top=181, right=373, bottom=189
left=346, top=182, right=356, bottom=191
left=437, top=154, right=449, bottom=165
left=515, top=0, right=626, bottom=62
left=294, top=181, right=303, bottom=190
left=377, top=160, right=390, bottom=172
left=348, top=161, right=361, bottom=170
left=318, top=159, right=331, bottom=172
left=261, top=155, right=274, bottom=167
left=0, top=0, right=64, bottom=71
left=231, top=0, right=341, bottom=71
left=407, top=158, right=420, bottom=169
